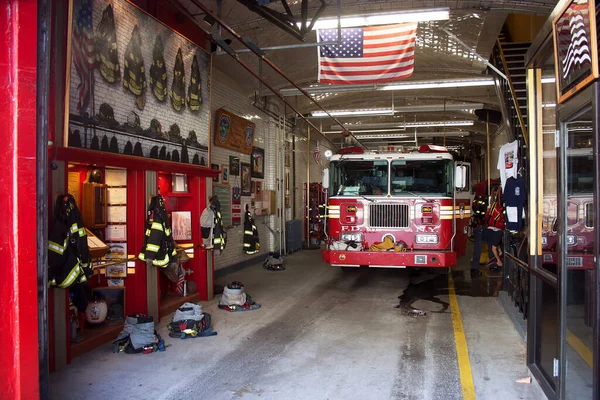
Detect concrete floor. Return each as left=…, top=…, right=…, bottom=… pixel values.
left=50, top=249, right=548, bottom=400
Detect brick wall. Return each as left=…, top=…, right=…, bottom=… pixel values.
left=210, top=70, right=333, bottom=269
left=68, top=0, right=210, bottom=162
left=210, top=70, right=277, bottom=270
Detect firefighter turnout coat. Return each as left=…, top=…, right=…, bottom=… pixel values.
left=243, top=210, right=260, bottom=254
left=48, top=194, right=92, bottom=288
left=139, top=195, right=177, bottom=266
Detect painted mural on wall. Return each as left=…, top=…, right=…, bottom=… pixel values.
left=66, top=0, right=211, bottom=165
left=214, top=108, right=256, bottom=155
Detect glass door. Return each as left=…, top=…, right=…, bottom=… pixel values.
left=558, top=87, right=597, bottom=400
left=526, top=54, right=561, bottom=397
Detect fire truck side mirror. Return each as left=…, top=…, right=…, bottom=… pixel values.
left=455, top=165, right=467, bottom=191
left=322, top=168, right=330, bottom=189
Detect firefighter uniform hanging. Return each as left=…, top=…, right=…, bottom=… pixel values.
left=149, top=36, right=167, bottom=102
left=212, top=196, right=227, bottom=252
left=139, top=195, right=177, bottom=267
left=48, top=194, right=92, bottom=290
left=243, top=209, right=260, bottom=255
left=200, top=196, right=227, bottom=251
left=187, top=55, right=202, bottom=111
left=95, top=4, right=120, bottom=84
left=170, top=48, right=186, bottom=112
left=123, top=25, right=147, bottom=111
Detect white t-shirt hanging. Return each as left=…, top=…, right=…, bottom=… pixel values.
left=497, top=140, right=518, bottom=189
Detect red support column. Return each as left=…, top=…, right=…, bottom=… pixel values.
left=0, top=1, right=40, bottom=399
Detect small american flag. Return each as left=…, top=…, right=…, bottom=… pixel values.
left=73, top=0, right=95, bottom=111
left=317, top=23, right=417, bottom=84
left=175, top=265, right=185, bottom=296
left=313, top=143, right=321, bottom=164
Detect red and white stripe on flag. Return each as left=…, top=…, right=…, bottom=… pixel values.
left=317, top=23, right=418, bottom=85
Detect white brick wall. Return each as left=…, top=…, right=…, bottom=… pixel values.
left=211, top=70, right=279, bottom=270
left=68, top=0, right=210, bottom=162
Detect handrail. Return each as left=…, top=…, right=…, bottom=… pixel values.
left=505, top=252, right=558, bottom=286
left=496, top=39, right=529, bottom=147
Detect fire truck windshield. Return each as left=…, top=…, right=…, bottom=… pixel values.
left=330, top=160, right=388, bottom=196
left=329, top=159, right=453, bottom=197
left=391, top=159, right=453, bottom=197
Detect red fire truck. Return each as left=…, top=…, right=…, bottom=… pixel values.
left=321, top=145, right=472, bottom=271
left=541, top=147, right=594, bottom=270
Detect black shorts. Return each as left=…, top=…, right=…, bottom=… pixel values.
left=483, top=228, right=503, bottom=246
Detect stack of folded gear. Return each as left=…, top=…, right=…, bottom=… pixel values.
left=113, top=314, right=166, bottom=354
left=263, top=252, right=285, bottom=271
left=167, top=302, right=216, bottom=339
left=218, top=281, right=261, bottom=312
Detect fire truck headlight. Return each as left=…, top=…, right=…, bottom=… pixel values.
left=541, top=236, right=547, bottom=246
left=567, top=235, right=576, bottom=245
left=340, top=233, right=363, bottom=243
left=415, top=234, right=439, bottom=244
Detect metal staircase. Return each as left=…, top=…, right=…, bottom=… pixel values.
left=491, top=38, right=530, bottom=150
left=489, top=30, right=532, bottom=319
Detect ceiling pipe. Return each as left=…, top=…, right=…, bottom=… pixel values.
left=180, top=0, right=367, bottom=149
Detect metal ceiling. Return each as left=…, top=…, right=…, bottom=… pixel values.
left=178, top=0, right=558, bottom=148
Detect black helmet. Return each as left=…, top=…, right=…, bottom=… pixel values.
left=89, top=169, right=102, bottom=183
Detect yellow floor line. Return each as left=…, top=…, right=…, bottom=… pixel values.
left=566, top=330, right=593, bottom=367
left=448, top=273, right=477, bottom=400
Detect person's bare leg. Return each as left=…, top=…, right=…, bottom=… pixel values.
left=492, top=245, right=502, bottom=266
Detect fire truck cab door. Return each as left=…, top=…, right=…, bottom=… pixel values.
left=454, top=162, right=472, bottom=257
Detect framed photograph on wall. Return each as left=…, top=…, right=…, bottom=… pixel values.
left=106, top=263, right=127, bottom=278
left=229, top=156, right=240, bottom=176
left=172, top=211, right=192, bottom=241
left=211, top=164, right=220, bottom=183
left=241, top=163, right=251, bottom=196
left=256, top=181, right=262, bottom=196
left=251, top=147, right=264, bottom=179
left=65, top=0, right=211, bottom=166
left=222, top=165, right=229, bottom=183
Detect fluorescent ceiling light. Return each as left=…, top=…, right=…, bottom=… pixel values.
left=356, top=132, right=469, bottom=140
left=355, top=134, right=411, bottom=140
left=542, top=103, right=556, bottom=108
left=380, top=79, right=494, bottom=91
left=328, top=120, right=474, bottom=131
left=541, top=77, right=556, bottom=83
left=404, top=121, right=473, bottom=128
left=278, top=78, right=496, bottom=97
left=309, top=103, right=484, bottom=118
left=311, top=109, right=393, bottom=117
left=305, top=8, right=450, bottom=30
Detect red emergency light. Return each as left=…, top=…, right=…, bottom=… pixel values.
left=418, top=145, right=448, bottom=153
left=338, top=146, right=364, bottom=155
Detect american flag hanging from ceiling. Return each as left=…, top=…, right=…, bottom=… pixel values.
left=73, top=0, right=96, bottom=112
left=317, top=23, right=418, bottom=85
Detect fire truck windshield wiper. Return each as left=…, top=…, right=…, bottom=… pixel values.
left=360, top=195, right=374, bottom=203
left=405, top=191, right=435, bottom=203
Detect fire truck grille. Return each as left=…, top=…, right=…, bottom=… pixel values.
left=369, top=203, right=410, bottom=228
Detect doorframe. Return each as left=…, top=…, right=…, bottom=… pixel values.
left=555, top=83, right=599, bottom=400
